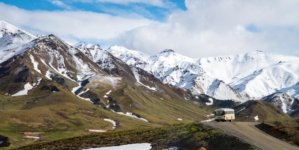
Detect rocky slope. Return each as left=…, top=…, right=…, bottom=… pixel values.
left=234, top=100, right=289, bottom=122
left=262, top=92, right=299, bottom=117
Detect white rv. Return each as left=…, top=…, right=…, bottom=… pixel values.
left=214, top=108, right=235, bottom=122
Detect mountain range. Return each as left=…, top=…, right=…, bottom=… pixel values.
left=106, top=45, right=299, bottom=115
left=1, top=20, right=299, bottom=116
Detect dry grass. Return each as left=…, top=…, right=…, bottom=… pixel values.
left=257, top=118, right=299, bottom=146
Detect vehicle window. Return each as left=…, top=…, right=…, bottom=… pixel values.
left=214, top=110, right=224, bottom=116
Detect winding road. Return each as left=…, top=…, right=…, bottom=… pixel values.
left=201, top=122, right=298, bottom=150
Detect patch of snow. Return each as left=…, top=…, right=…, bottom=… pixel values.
left=236, top=107, right=246, bottom=113
left=104, top=118, right=117, bottom=130
left=280, top=94, right=288, bottom=113
left=76, top=88, right=91, bottom=102
left=12, top=82, right=33, bottom=96
left=88, top=129, right=106, bottom=133
left=24, top=136, right=40, bottom=139
left=32, top=78, right=42, bottom=87
left=29, top=54, right=41, bottom=74
left=116, top=112, right=148, bottom=122
left=72, top=82, right=82, bottom=93
left=254, top=115, right=259, bottom=121
left=206, top=98, right=213, bottom=105
left=83, top=143, right=151, bottom=150
left=201, top=118, right=215, bottom=122
left=106, top=90, right=112, bottom=95
left=177, top=118, right=182, bottom=121
left=103, top=90, right=112, bottom=99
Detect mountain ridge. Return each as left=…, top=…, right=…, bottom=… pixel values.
left=107, top=46, right=299, bottom=100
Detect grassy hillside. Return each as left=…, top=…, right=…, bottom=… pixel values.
left=256, top=118, right=299, bottom=146
left=234, top=100, right=289, bottom=121
left=0, top=80, right=154, bottom=149
left=0, top=78, right=210, bottom=148
left=84, top=75, right=209, bottom=124
left=14, top=123, right=255, bottom=150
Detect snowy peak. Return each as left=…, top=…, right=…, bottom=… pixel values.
left=108, top=45, right=150, bottom=60
left=74, top=42, right=101, bottom=50
left=0, top=21, right=36, bottom=51
left=31, top=34, right=104, bottom=81
left=0, top=20, right=36, bottom=39
left=153, top=48, right=196, bottom=63
left=74, top=42, right=103, bottom=61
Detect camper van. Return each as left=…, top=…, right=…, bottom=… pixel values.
left=214, top=108, right=235, bottom=122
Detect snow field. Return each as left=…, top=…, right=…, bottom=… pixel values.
left=116, top=112, right=148, bottom=122
left=12, top=82, right=33, bottom=96
left=83, top=143, right=151, bottom=150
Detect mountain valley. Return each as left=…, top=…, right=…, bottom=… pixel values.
left=0, top=20, right=298, bottom=149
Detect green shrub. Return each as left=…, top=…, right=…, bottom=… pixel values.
left=209, top=130, right=218, bottom=137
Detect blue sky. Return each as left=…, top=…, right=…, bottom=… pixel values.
left=1, top=0, right=186, bottom=21
left=0, top=0, right=299, bottom=57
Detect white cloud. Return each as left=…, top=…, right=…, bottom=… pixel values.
left=50, top=0, right=72, bottom=9
left=112, top=0, right=299, bottom=57
left=0, top=3, right=155, bottom=45
left=1, top=1, right=299, bottom=58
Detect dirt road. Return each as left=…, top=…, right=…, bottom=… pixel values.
left=202, top=122, right=298, bottom=150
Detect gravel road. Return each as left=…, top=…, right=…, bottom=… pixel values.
left=201, top=122, right=298, bottom=150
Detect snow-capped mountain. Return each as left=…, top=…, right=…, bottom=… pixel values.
left=0, top=21, right=194, bottom=107
left=107, top=46, right=249, bottom=101
left=0, top=33, right=106, bottom=96
left=107, top=46, right=299, bottom=101
left=74, top=43, right=186, bottom=98
left=0, top=21, right=110, bottom=102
